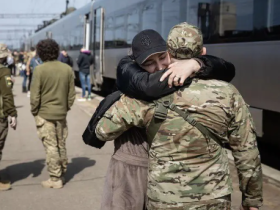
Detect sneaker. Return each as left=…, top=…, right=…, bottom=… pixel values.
left=87, top=96, right=92, bottom=101
left=77, top=97, right=86, bottom=102
left=41, top=178, right=63, bottom=189
left=0, top=180, right=11, bottom=191
left=27, top=91, right=30, bottom=98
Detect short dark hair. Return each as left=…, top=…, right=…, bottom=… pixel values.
left=36, top=39, right=59, bottom=62
left=30, top=47, right=35, bottom=51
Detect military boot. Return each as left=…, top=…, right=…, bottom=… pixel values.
left=0, top=179, right=11, bottom=191
left=41, top=178, right=63, bottom=189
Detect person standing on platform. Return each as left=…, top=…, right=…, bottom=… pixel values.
left=58, top=49, right=73, bottom=67
left=0, top=43, right=17, bottom=191
left=30, top=39, right=76, bottom=189
left=26, top=51, right=42, bottom=98
left=77, top=48, right=93, bottom=101
left=96, top=24, right=262, bottom=210
left=26, top=47, right=36, bottom=97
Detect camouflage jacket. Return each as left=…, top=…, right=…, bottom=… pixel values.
left=0, top=64, right=17, bottom=118
left=96, top=79, right=263, bottom=207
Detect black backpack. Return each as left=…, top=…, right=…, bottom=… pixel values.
left=82, top=91, right=122, bottom=148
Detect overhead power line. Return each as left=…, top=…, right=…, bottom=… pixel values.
left=0, top=14, right=59, bottom=19
left=0, top=24, right=38, bottom=27
left=0, top=29, right=33, bottom=33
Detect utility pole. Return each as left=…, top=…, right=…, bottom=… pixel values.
left=66, top=0, right=70, bottom=13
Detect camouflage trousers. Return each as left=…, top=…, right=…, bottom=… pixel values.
left=35, top=116, right=68, bottom=180
left=147, top=195, right=231, bottom=210
left=0, top=118, right=8, bottom=162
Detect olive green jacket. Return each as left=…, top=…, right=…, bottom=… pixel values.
left=30, top=61, right=76, bottom=120
left=0, top=64, right=17, bottom=118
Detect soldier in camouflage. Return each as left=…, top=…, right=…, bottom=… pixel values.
left=31, top=39, right=75, bottom=189
left=0, top=43, right=17, bottom=191
left=96, top=23, right=262, bottom=210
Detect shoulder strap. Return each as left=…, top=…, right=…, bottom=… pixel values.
left=168, top=104, right=224, bottom=147
left=147, top=95, right=224, bottom=149
left=147, top=94, right=173, bottom=147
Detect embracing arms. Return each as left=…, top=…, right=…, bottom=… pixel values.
left=116, top=55, right=235, bottom=101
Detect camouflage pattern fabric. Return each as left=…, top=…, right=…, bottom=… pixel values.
left=0, top=44, right=10, bottom=59
left=35, top=115, right=68, bottom=180
left=0, top=118, right=8, bottom=162
left=147, top=195, right=231, bottom=210
left=167, top=22, right=203, bottom=59
left=96, top=79, right=262, bottom=208
left=0, top=64, right=17, bottom=118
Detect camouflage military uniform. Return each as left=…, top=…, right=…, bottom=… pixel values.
left=31, top=60, right=75, bottom=185
left=96, top=80, right=262, bottom=209
left=35, top=115, right=68, bottom=179
left=96, top=22, right=263, bottom=209
left=167, top=22, right=203, bottom=59
left=0, top=44, right=17, bottom=163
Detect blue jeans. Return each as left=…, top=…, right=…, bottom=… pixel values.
left=79, top=72, right=91, bottom=97
left=22, top=70, right=27, bottom=88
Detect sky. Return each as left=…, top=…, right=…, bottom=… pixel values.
left=0, top=0, right=92, bottom=48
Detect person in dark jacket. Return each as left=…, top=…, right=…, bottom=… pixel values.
left=58, top=50, right=73, bottom=67
left=84, top=32, right=235, bottom=209
left=77, top=48, right=93, bottom=101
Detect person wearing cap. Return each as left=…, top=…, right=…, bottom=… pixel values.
left=95, top=23, right=262, bottom=210
left=91, top=29, right=235, bottom=209
left=0, top=43, right=17, bottom=191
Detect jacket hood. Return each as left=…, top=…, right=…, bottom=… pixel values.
left=81, top=50, right=91, bottom=55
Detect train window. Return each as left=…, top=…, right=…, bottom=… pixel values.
left=105, top=17, right=114, bottom=48
left=114, top=14, right=127, bottom=47
left=186, top=0, right=280, bottom=43
left=95, top=9, right=101, bottom=50
left=127, top=8, right=140, bottom=45
left=186, top=1, right=212, bottom=40
left=161, top=0, right=182, bottom=40
left=267, top=0, right=280, bottom=37
left=142, top=2, right=159, bottom=31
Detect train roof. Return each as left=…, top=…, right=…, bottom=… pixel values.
left=30, top=2, right=92, bottom=38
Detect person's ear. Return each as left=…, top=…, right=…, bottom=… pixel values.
left=201, top=47, right=206, bottom=55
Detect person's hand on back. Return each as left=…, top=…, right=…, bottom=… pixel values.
left=160, top=58, right=200, bottom=88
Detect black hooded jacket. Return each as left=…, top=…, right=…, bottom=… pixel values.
left=77, top=51, right=94, bottom=74
left=82, top=55, right=235, bottom=148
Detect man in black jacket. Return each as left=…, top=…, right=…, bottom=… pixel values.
left=58, top=49, right=73, bottom=67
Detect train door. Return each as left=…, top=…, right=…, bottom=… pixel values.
left=92, top=7, right=105, bottom=89
left=83, top=14, right=91, bottom=50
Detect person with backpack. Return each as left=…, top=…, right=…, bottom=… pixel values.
left=95, top=24, right=262, bottom=210
left=26, top=51, right=42, bottom=97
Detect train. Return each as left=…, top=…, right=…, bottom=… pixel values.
left=26, top=0, right=280, bottom=146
